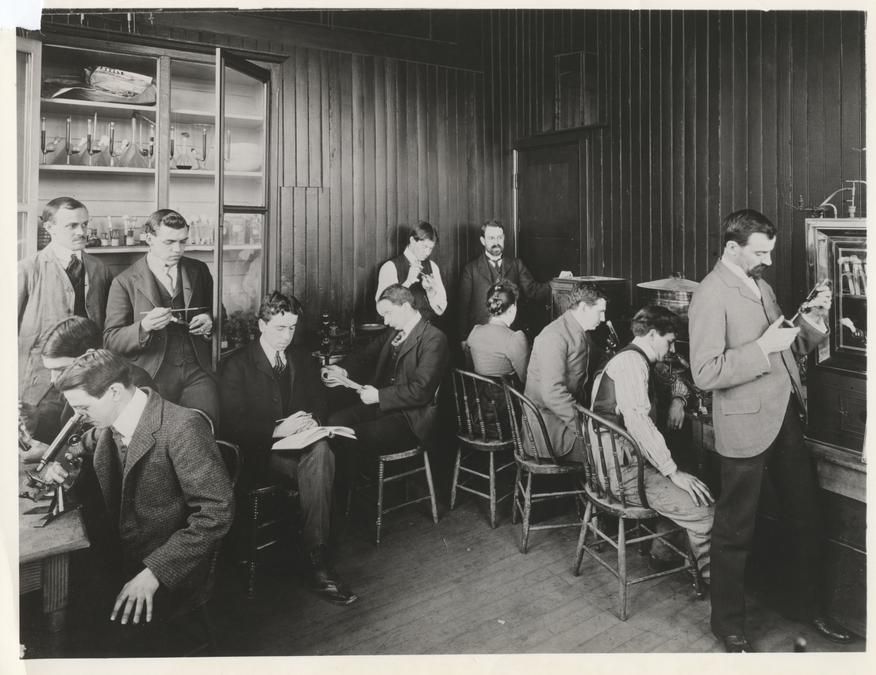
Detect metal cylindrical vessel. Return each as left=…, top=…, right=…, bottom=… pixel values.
left=636, top=273, right=699, bottom=336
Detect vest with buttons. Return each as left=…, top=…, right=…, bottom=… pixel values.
left=591, top=344, right=656, bottom=430
left=153, top=267, right=198, bottom=366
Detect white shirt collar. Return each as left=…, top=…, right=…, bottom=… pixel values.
left=259, top=335, right=286, bottom=366
left=485, top=251, right=502, bottom=263
left=397, top=313, right=421, bottom=340
left=720, top=254, right=761, bottom=298
left=146, top=252, right=177, bottom=275
left=48, top=242, right=81, bottom=266
left=630, top=336, right=658, bottom=363
left=112, top=388, right=148, bottom=447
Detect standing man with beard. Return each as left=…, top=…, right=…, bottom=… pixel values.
left=689, top=208, right=851, bottom=652
left=104, top=209, right=218, bottom=424
left=19, top=197, right=114, bottom=442
left=457, top=220, right=569, bottom=342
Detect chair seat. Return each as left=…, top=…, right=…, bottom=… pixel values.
left=516, top=455, right=587, bottom=475
left=455, top=434, right=514, bottom=452
left=379, top=447, right=425, bottom=462
left=583, top=484, right=658, bottom=520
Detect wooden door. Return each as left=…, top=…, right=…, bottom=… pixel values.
left=515, top=138, right=582, bottom=330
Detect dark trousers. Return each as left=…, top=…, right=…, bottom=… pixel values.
left=154, top=360, right=219, bottom=425
left=268, top=439, right=334, bottom=552
left=328, top=402, right=419, bottom=482
left=710, top=397, right=824, bottom=637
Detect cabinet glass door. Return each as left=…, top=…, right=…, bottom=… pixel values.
left=17, top=38, right=40, bottom=261
left=37, top=44, right=158, bottom=274
left=216, top=52, right=269, bottom=360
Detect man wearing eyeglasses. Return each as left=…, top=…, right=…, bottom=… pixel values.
left=18, top=197, right=113, bottom=443
left=104, top=209, right=218, bottom=424
left=44, top=349, right=232, bottom=656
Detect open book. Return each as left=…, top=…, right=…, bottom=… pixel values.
left=271, top=411, right=356, bottom=450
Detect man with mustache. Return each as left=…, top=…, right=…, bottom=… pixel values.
left=104, top=209, right=218, bottom=424
left=457, top=220, right=559, bottom=342
left=18, top=197, right=113, bottom=442
left=689, top=208, right=851, bottom=652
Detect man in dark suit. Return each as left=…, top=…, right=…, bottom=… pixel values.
left=457, top=220, right=566, bottom=341
left=45, top=350, right=233, bottom=656
left=324, top=284, right=450, bottom=465
left=104, top=209, right=218, bottom=424
left=220, top=292, right=357, bottom=605
left=19, top=197, right=114, bottom=442
left=689, top=208, right=851, bottom=651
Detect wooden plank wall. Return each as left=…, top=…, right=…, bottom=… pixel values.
left=278, top=49, right=498, bottom=328
left=481, top=9, right=867, bottom=310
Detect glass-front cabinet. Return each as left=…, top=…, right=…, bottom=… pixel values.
left=805, top=218, right=867, bottom=455
left=19, top=36, right=274, bottom=365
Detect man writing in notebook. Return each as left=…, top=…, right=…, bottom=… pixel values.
left=220, top=291, right=357, bottom=605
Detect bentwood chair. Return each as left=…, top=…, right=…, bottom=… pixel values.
left=573, top=404, right=704, bottom=620
left=449, top=369, right=516, bottom=528
left=503, top=384, right=588, bottom=553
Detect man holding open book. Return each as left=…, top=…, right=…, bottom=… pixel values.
left=219, top=292, right=358, bottom=605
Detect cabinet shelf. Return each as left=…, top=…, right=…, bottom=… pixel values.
left=170, top=169, right=263, bottom=178
left=41, top=98, right=156, bottom=114
left=171, top=108, right=262, bottom=128
left=842, top=294, right=867, bottom=300
left=40, top=164, right=155, bottom=176
left=85, top=243, right=261, bottom=254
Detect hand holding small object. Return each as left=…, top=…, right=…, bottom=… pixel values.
left=757, top=316, right=800, bottom=354
left=188, top=312, right=213, bottom=336
left=141, top=307, right=173, bottom=332
left=420, top=273, right=434, bottom=291
left=405, top=262, right=422, bottom=286
left=321, top=365, right=348, bottom=387
left=359, top=385, right=379, bottom=405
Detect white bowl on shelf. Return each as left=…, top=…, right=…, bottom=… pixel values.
left=226, top=142, right=262, bottom=172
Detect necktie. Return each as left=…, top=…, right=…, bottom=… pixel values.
left=66, top=254, right=86, bottom=316
left=111, top=428, right=128, bottom=471
left=165, top=265, right=176, bottom=294
left=390, top=330, right=406, bottom=348
left=274, top=350, right=286, bottom=377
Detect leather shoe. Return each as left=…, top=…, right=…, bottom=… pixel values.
left=308, top=546, right=359, bottom=606
left=812, top=616, right=852, bottom=644
left=720, top=634, right=754, bottom=653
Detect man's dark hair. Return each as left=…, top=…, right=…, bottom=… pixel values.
left=41, top=317, right=101, bottom=359
left=630, top=305, right=682, bottom=338
left=54, top=349, right=132, bottom=397
left=481, top=219, right=506, bottom=236
left=258, top=291, right=303, bottom=322
left=42, top=197, right=87, bottom=225
left=144, top=208, right=189, bottom=235
left=378, top=283, right=415, bottom=307
left=567, top=282, right=606, bottom=309
left=410, top=220, right=438, bottom=244
left=722, top=209, right=776, bottom=246
left=486, top=280, right=519, bottom=316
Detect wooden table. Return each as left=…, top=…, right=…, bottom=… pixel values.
left=19, top=479, right=89, bottom=632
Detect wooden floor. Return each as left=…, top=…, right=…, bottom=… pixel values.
left=205, top=493, right=865, bottom=656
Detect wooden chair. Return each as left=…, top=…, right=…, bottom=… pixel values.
left=449, top=368, right=516, bottom=528
left=573, top=404, right=704, bottom=620
left=503, top=384, right=588, bottom=553
left=349, top=446, right=439, bottom=545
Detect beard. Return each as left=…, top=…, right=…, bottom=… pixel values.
left=488, top=244, right=503, bottom=256
left=747, top=264, right=766, bottom=279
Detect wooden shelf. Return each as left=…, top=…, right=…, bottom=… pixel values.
left=40, top=164, right=154, bottom=176
left=85, top=244, right=260, bottom=254
left=170, top=108, right=263, bottom=128
left=41, top=98, right=156, bottom=115
left=170, top=169, right=263, bottom=178
left=842, top=294, right=867, bottom=300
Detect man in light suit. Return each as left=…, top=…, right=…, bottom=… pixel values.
left=523, top=282, right=606, bottom=462
left=689, top=208, right=851, bottom=652
left=324, top=284, right=450, bottom=465
left=457, top=220, right=554, bottom=341
left=46, top=350, right=233, bottom=656
left=19, top=197, right=113, bottom=441
left=220, top=292, right=357, bottom=605
left=104, top=209, right=218, bottom=424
